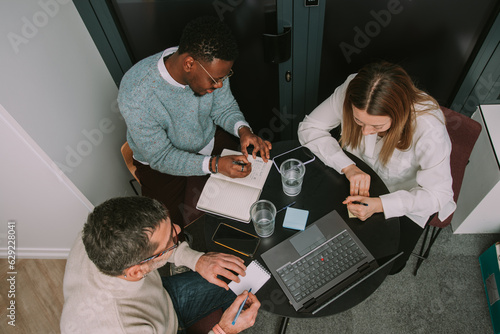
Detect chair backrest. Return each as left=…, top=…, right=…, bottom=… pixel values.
left=428, top=106, right=482, bottom=228
left=120, top=142, right=140, bottom=184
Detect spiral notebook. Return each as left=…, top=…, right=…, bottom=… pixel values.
left=228, top=260, right=271, bottom=295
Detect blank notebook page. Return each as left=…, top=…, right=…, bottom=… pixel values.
left=228, top=260, right=271, bottom=295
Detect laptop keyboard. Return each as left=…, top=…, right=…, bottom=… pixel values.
left=276, top=230, right=367, bottom=302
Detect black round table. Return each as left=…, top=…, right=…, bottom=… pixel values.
left=203, top=140, right=400, bottom=318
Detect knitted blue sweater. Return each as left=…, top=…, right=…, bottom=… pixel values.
left=118, top=50, right=247, bottom=176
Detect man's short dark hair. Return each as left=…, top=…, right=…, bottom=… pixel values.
left=82, top=196, right=169, bottom=276
left=178, top=16, right=239, bottom=63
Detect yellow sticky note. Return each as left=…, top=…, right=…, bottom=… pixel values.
left=348, top=208, right=356, bottom=218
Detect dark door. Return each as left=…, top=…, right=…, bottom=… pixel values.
left=318, top=0, right=500, bottom=108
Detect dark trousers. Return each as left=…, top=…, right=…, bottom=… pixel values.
left=390, top=215, right=426, bottom=274
left=162, top=271, right=235, bottom=333
left=133, top=127, right=239, bottom=227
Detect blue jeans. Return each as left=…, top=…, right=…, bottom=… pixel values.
left=162, top=271, right=236, bottom=333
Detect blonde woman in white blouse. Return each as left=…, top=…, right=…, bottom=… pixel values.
left=298, top=62, right=455, bottom=274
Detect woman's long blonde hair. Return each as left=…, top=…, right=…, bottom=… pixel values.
left=340, top=62, right=440, bottom=166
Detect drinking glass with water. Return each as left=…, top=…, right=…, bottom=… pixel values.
left=280, top=158, right=306, bottom=196
left=250, top=200, right=276, bottom=238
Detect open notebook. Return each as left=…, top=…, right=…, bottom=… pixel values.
left=196, top=149, right=272, bottom=222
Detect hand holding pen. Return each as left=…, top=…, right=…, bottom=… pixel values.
left=217, top=290, right=260, bottom=334
left=215, top=155, right=251, bottom=178
left=232, top=159, right=252, bottom=174
left=232, top=288, right=251, bottom=325
left=232, top=159, right=247, bottom=169
left=342, top=196, right=384, bottom=222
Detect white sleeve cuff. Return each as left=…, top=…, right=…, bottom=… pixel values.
left=234, top=121, right=251, bottom=137
left=337, top=160, right=357, bottom=175
left=379, top=193, right=405, bottom=219
left=202, top=156, right=211, bottom=174
left=380, top=193, right=430, bottom=228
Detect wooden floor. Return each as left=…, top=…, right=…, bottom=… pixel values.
left=0, top=259, right=66, bottom=333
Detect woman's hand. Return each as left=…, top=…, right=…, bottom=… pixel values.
left=342, top=164, right=371, bottom=196
left=343, top=196, right=383, bottom=221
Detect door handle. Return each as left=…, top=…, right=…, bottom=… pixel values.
left=263, top=26, right=291, bottom=64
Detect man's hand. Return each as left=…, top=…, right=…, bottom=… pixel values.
left=342, top=196, right=383, bottom=221
left=342, top=164, right=371, bottom=196
left=218, top=290, right=260, bottom=334
left=195, top=252, right=246, bottom=290
left=238, top=126, right=272, bottom=162
left=217, top=155, right=252, bottom=178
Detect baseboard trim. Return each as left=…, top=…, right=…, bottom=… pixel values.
left=0, top=247, right=70, bottom=259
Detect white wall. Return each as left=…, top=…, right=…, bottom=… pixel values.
left=0, top=105, right=92, bottom=258
left=0, top=0, right=136, bottom=257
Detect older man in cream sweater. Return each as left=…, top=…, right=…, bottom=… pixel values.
left=60, top=196, right=260, bottom=333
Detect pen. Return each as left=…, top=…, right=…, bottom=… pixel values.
left=277, top=201, right=296, bottom=213
left=232, top=161, right=248, bottom=166
left=352, top=201, right=368, bottom=206
left=232, top=288, right=252, bottom=325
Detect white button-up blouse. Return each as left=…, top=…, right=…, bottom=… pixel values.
left=298, top=74, right=456, bottom=227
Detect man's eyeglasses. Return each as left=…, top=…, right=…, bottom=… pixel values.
left=196, top=60, right=233, bottom=85
left=138, top=222, right=179, bottom=264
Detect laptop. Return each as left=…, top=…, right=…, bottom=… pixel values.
left=261, top=209, right=402, bottom=314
